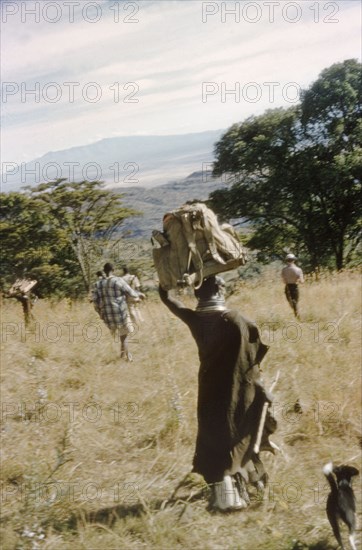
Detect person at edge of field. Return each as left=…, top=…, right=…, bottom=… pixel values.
left=159, top=275, right=277, bottom=512
left=92, top=263, right=145, bottom=362
left=122, top=266, right=144, bottom=323
left=281, top=253, right=304, bottom=319
left=4, top=279, right=37, bottom=327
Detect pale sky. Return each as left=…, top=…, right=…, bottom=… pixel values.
left=1, top=0, right=361, bottom=165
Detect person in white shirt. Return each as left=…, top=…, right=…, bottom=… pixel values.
left=281, top=254, right=304, bottom=318
left=122, top=267, right=144, bottom=324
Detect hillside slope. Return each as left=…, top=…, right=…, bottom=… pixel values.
left=116, top=171, right=227, bottom=237
left=1, top=270, right=361, bottom=549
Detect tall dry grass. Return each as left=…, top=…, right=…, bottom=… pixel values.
left=0, top=269, right=361, bottom=550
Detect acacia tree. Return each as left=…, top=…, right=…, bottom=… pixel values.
left=27, top=179, right=138, bottom=291
left=209, top=59, right=362, bottom=271
left=0, top=180, right=138, bottom=296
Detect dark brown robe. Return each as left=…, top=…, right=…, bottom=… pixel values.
left=159, top=287, right=276, bottom=484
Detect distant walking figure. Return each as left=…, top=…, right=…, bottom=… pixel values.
left=5, top=279, right=37, bottom=327
left=122, top=267, right=144, bottom=324
left=159, top=276, right=277, bottom=511
left=281, top=254, right=304, bottom=318
left=93, top=263, right=144, bottom=361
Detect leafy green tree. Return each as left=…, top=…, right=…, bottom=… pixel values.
left=300, top=59, right=362, bottom=269
left=0, top=191, right=72, bottom=296
left=0, top=180, right=139, bottom=296
left=209, top=60, right=362, bottom=271
left=27, top=179, right=138, bottom=291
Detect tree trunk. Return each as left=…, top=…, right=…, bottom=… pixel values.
left=71, top=238, right=90, bottom=292
left=335, top=234, right=345, bottom=271
left=335, top=247, right=344, bottom=271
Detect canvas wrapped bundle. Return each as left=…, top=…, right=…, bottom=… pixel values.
left=8, top=279, right=37, bottom=295
left=152, top=203, right=247, bottom=290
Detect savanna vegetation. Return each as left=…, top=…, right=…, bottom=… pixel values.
left=0, top=180, right=138, bottom=298
left=1, top=269, right=360, bottom=549
left=1, top=61, right=360, bottom=302
left=1, top=59, right=361, bottom=550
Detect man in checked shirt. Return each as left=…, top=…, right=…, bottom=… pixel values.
left=92, top=263, right=145, bottom=361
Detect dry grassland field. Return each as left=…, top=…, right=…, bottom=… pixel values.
left=1, top=268, right=361, bottom=550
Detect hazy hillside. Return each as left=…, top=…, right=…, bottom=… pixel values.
left=1, top=270, right=360, bottom=549
left=1, top=130, right=224, bottom=192
left=1, top=130, right=232, bottom=241
left=117, top=171, right=228, bottom=237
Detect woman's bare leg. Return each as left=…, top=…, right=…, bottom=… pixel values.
left=120, top=334, right=132, bottom=361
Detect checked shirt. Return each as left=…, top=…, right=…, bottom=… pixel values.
left=92, top=276, right=140, bottom=333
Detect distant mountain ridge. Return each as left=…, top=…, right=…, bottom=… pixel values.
left=1, top=130, right=224, bottom=192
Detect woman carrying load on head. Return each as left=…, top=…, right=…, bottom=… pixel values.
left=92, top=263, right=145, bottom=362
left=159, top=276, right=277, bottom=511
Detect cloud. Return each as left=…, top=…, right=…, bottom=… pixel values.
left=1, top=0, right=361, bottom=163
